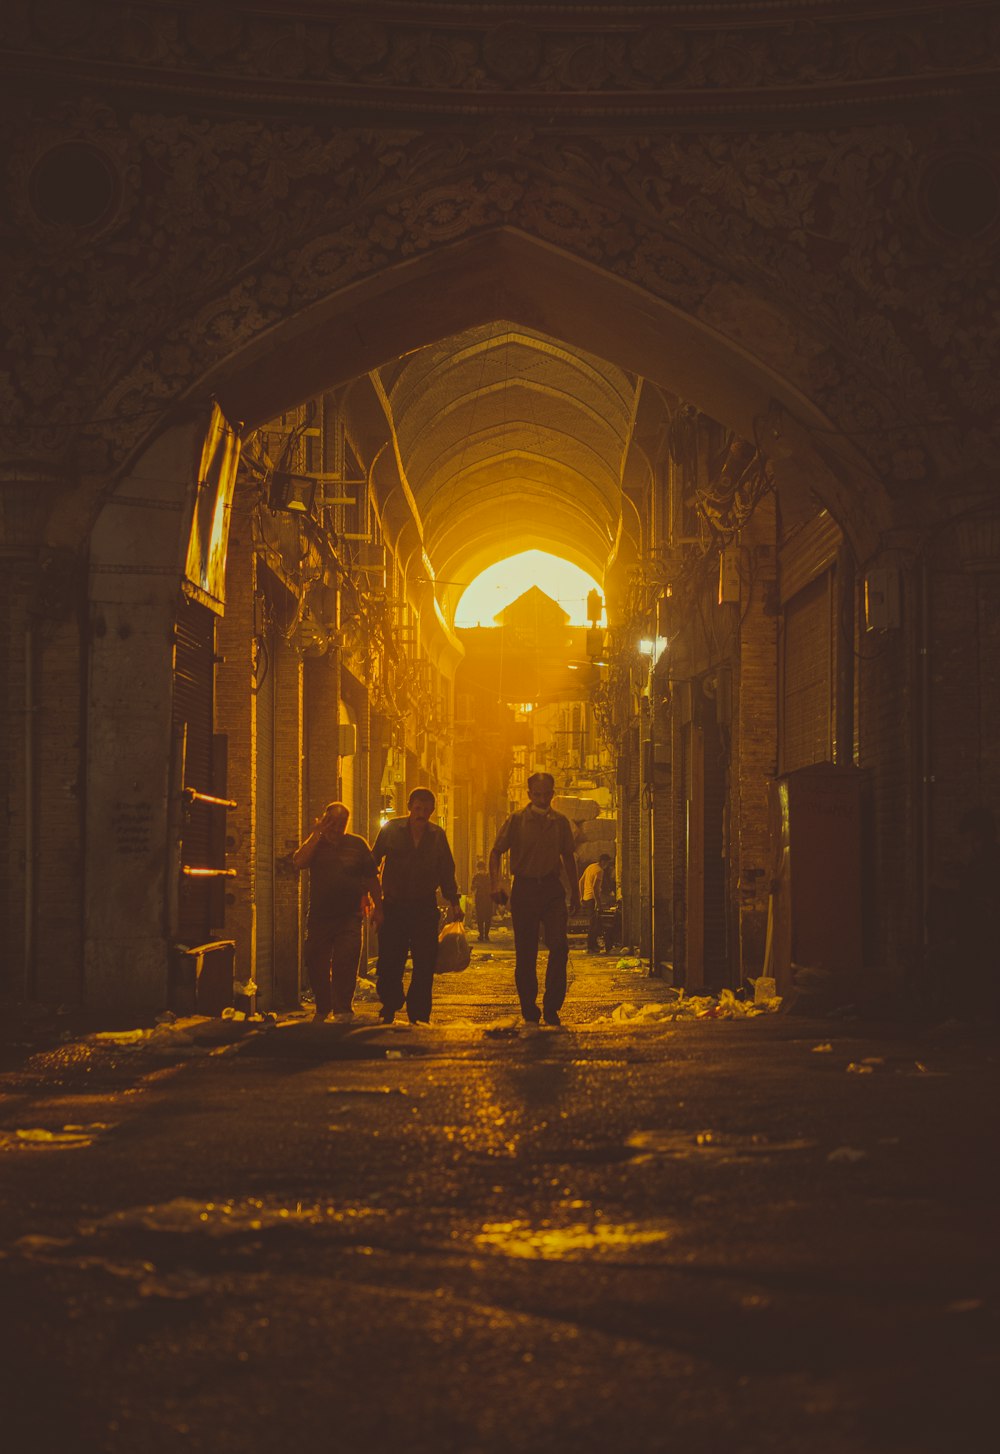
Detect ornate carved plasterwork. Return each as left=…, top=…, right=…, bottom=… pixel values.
left=2, top=1, right=998, bottom=109
left=3, top=94, right=994, bottom=508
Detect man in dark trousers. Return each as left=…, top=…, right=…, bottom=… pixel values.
left=292, top=801, right=383, bottom=1023
left=490, top=772, right=580, bottom=1027
left=372, top=787, right=463, bottom=1024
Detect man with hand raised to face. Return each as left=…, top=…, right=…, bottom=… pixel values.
left=372, top=787, right=463, bottom=1025
left=490, top=772, right=579, bottom=1028
left=292, top=801, right=383, bottom=1023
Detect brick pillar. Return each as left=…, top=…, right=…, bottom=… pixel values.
left=272, top=633, right=303, bottom=1008
left=215, top=494, right=256, bottom=987
left=304, top=650, right=341, bottom=825
left=1, top=472, right=85, bottom=1008
left=735, top=498, right=779, bottom=980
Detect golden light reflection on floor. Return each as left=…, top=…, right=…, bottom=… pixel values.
left=475, top=1220, right=674, bottom=1260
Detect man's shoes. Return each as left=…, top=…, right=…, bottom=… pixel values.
left=543, top=1012, right=562, bottom=1027
left=312, top=1010, right=329, bottom=1023
left=522, top=1009, right=541, bottom=1029
left=378, top=1008, right=395, bottom=1025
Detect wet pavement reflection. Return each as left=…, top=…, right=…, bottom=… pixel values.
left=0, top=930, right=997, bottom=1453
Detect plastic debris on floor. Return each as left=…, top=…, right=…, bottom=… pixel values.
left=601, top=987, right=781, bottom=1023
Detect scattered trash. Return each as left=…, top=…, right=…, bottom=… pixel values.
left=827, top=1145, right=868, bottom=1163
left=751, top=975, right=778, bottom=1005
left=846, top=1062, right=874, bottom=1074
left=603, top=988, right=780, bottom=1024
left=616, top=958, right=643, bottom=971
left=811, top=1043, right=834, bottom=1053
left=947, top=1299, right=986, bottom=1314
left=385, top=1050, right=403, bottom=1059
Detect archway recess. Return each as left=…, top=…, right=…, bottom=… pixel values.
left=169, top=228, right=895, bottom=566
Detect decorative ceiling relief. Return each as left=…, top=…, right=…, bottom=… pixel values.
left=0, top=3, right=996, bottom=512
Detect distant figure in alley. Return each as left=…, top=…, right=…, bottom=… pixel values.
left=580, top=852, right=612, bottom=953
left=372, top=788, right=463, bottom=1025
left=490, top=772, right=580, bottom=1027
left=470, top=859, right=494, bottom=942
left=292, top=802, right=383, bottom=1023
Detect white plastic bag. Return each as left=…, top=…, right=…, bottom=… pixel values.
left=435, top=921, right=471, bottom=973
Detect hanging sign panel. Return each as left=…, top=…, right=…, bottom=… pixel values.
left=183, top=401, right=242, bottom=613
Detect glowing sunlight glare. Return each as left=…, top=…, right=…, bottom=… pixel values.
left=455, top=551, right=603, bottom=627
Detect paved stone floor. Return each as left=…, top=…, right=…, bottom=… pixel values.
left=0, top=931, right=997, bottom=1453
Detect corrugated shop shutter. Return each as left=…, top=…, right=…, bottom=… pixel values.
left=782, top=570, right=834, bottom=772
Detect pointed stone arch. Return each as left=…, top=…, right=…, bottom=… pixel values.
left=96, top=195, right=905, bottom=565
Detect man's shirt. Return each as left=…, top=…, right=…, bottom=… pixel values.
left=307, top=833, right=378, bottom=920
left=493, top=805, right=574, bottom=878
left=580, top=861, right=604, bottom=904
left=372, top=818, right=459, bottom=905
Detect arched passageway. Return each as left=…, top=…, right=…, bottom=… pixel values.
left=3, top=4, right=998, bottom=1014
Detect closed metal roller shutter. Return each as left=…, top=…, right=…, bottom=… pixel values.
left=172, top=596, right=215, bottom=945
left=782, top=570, right=833, bottom=772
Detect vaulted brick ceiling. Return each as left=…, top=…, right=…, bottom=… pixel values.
left=382, top=323, right=639, bottom=604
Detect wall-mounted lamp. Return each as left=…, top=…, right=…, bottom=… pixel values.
left=637, top=636, right=669, bottom=664
left=270, top=472, right=316, bottom=514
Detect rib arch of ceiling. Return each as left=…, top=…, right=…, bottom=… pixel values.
left=395, top=378, right=634, bottom=455
left=421, top=453, right=620, bottom=524
left=406, top=417, right=623, bottom=492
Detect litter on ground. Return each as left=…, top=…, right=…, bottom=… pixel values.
left=601, top=988, right=781, bottom=1024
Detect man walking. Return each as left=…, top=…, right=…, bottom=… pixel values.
left=490, top=772, right=580, bottom=1027
left=292, top=802, right=383, bottom=1023
left=372, top=787, right=463, bottom=1024
left=580, top=853, right=612, bottom=953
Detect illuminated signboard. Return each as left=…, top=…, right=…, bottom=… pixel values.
left=183, top=402, right=242, bottom=613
